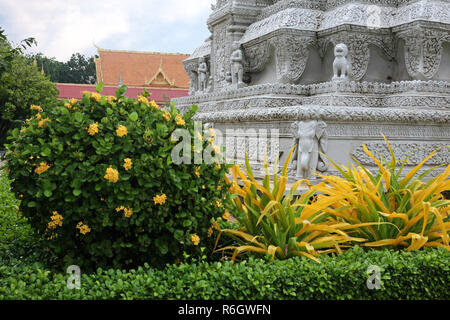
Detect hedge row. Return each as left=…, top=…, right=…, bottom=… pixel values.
left=1, top=246, right=449, bottom=300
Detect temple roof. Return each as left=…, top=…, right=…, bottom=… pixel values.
left=94, top=48, right=190, bottom=89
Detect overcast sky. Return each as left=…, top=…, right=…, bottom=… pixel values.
left=0, top=0, right=214, bottom=61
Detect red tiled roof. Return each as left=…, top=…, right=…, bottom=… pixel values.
left=94, top=49, right=190, bottom=89
left=56, top=83, right=188, bottom=104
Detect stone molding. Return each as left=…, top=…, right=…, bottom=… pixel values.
left=352, top=142, right=450, bottom=165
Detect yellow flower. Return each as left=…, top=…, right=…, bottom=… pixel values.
left=139, top=95, right=150, bottom=105
left=87, top=122, right=99, bottom=136
left=116, top=206, right=133, bottom=218
left=82, top=91, right=92, bottom=96
left=64, top=102, right=72, bottom=110
left=89, top=92, right=100, bottom=102
left=208, top=128, right=216, bottom=138
left=35, top=162, right=50, bottom=175
left=217, top=185, right=222, bottom=191
left=191, top=234, right=200, bottom=246
left=175, top=114, right=185, bottom=126
left=162, top=111, right=171, bottom=121
left=123, top=207, right=133, bottom=218
left=150, top=100, right=159, bottom=109
left=36, top=113, right=42, bottom=120
left=138, top=95, right=150, bottom=105
left=25, top=118, right=31, bottom=123
left=207, top=227, right=213, bottom=238
left=69, top=98, right=78, bottom=105
left=104, top=167, right=119, bottom=183
left=116, top=125, right=128, bottom=137
left=222, top=210, right=230, bottom=221
left=195, top=131, right=203, bottom=141
left=195, top=166, right=201, bottom=178
left=30, top=105, right=43, bottom=112
left=76, top=221, right=91, bottom=235
left=202, top=185, right=206, bottom=189
left=216, top=200, right=222, bottom=208
left=48, top=211, right=63, bottom=229
left=38, top=118, right=50, bottom=128
left=123, top=158, right=132, bottom=171
left=212, top=144, right=221, bottom=155
left=106, top=96, right=116, bottom=105
left=153, top=193, right=167, bottom=205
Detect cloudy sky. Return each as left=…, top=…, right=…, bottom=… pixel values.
left=0, top=0, right=214, bottom=61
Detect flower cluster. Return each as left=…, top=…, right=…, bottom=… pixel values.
left=87, top=122, right=99, bottom=136
left=123, top=158, right=132, bottom=171
left=175, top=114, right=185, bottom=126
left=195, top=166, right=201, bottom=178
left=153, top=193, right=167, bottom=205
left=47, top=211, right=63, bottom=229
left=35, top=162, right=50, bottom=175
left=116, top=206, right=133, bottom=218
left=162, top=111, right=171, bottom=121
left=138, top=95, right=149, bottom=105
left=191, top=234, right=200, bottom=246
left=104, top=167, right=119, bottom=183
left=30, top=105, right=43, bottom=112
left=150, top=100, right=159, bottom=109
left=116, top=125, right=128, bottom=137
left=76, top=222, right=91, bottom=235
left=38, top=118, right=50, bottom=128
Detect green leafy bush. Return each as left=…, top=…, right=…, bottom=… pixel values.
left=0, top=170, right=44, bottom=266
left=0, top=247, right=448, bottom=300
left=3, top=85, right=231, bottom=271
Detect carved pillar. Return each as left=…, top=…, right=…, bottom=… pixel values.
left=397, top=26, right=449, bottom=80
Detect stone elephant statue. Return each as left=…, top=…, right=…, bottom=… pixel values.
left=290, top=120, right=328, bottom=178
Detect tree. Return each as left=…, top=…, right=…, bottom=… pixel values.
left=27, top=52, right=97, bottom=84
left=0, top=36, right=58, bottom=147
left=64, top=53, right=96, bottom=84
left=0, top=27, right=36, bottom=76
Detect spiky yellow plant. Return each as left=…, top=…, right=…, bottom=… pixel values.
left=215, top=147, right=367, bottom=262
left=311, top=136, right=450, bottom=251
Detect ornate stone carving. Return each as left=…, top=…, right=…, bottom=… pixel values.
left=243, top=40, right=273, bottom=73
left=397, top=27, right=450, bottom=80
left=290, top=120, right=328, bottom=178
left=272, top=34, right=315, bottom=83
left=352, top=142, right=450, bottom=166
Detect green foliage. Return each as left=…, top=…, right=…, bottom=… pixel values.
left=0, top=37, right=58, bottom=147
left=3, top=88, right=232, bottom=271
left=0, top=247, right=448, bottom=300
left=218, top=148, right=367, bottom=262
left=0, top=27, right=36, bottom=75
left=0, top=170, right=45, bottom=266
left=27, top=52, right=97, bottom=84
left=311, top=136, right=450, bottom=250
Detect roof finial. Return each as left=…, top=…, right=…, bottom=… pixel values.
left=33, top=57, right=37, bottom=67
left=41, top=64, right=44, bottom=75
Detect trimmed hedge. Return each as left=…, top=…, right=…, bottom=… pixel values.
left=1, top=246, right=449, bottom=300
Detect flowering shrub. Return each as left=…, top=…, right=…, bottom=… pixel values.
left=3, top=84, right=231, bottom=271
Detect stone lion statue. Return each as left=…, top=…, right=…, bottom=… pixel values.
left=332, top=43, right=350, bottom=81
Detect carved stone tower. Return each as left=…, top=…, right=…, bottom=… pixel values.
left=175, top=0, right=450, bottom=180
